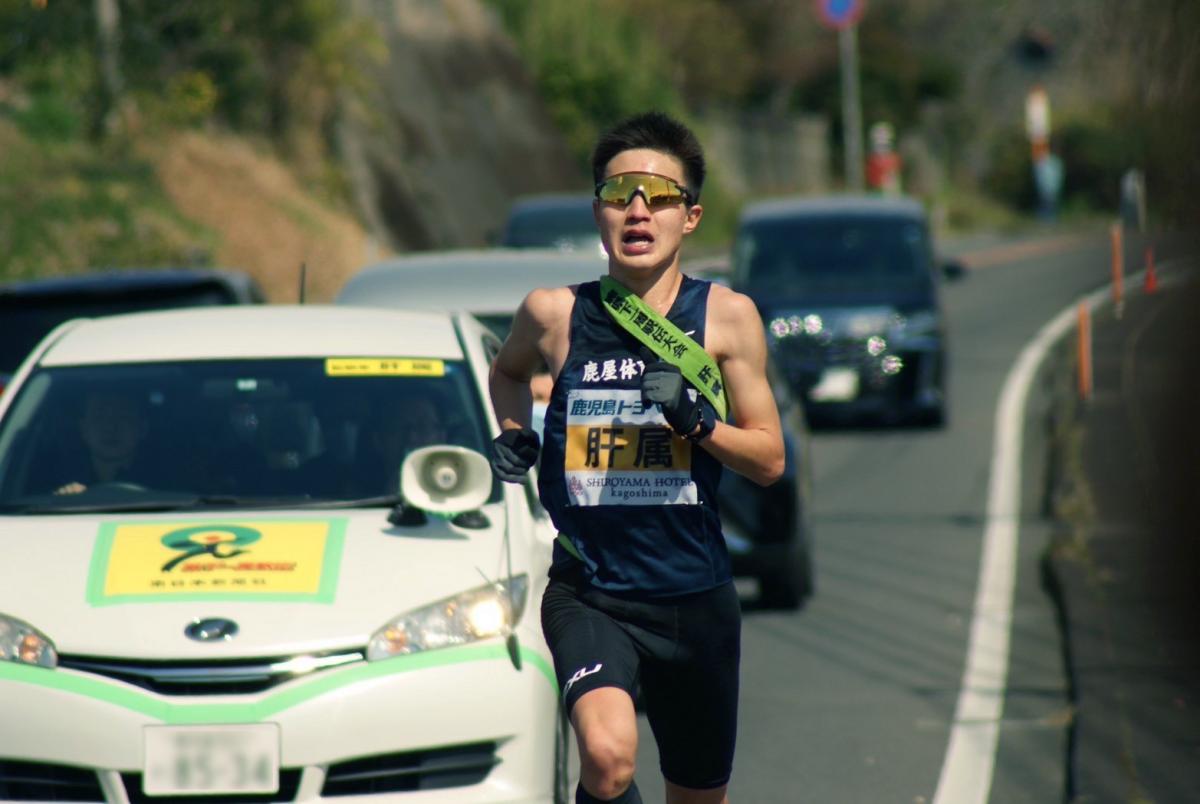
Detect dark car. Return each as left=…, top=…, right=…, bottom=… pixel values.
left=731, top=195, right=958, bottom=426
left=337, top=250, right=815, bottom=607
left=499, top=193, right=607, bottom=259
left=0, top=268, right=265, bottom=395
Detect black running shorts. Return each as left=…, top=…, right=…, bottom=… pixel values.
left=541, top=570, right=741, bottom=790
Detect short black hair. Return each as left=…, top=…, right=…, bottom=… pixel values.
left=591, top=111, right=706, bottom=201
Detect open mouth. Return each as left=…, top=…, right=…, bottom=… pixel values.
left=622, top=230, right=654, bottom=251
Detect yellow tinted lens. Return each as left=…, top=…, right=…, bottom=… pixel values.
left=642, top=175, right=684, bottom=205
left=596, top=177, right=629, bottom=204
left=597, top=173, right=687, bottom=206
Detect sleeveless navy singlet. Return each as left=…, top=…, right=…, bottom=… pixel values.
left=538, top=276, right=729, bottom=598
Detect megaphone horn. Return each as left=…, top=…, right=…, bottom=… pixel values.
left=400, top=445, right=493, bottom=516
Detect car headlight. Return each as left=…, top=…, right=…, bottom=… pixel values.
left=0, top=613, right=57, bottom=668
left=367, top=575, right=529, bottom=661
left=767, top=313, right=823, bottom=342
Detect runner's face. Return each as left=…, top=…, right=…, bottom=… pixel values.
left=594, top=149, right=702, bottom=274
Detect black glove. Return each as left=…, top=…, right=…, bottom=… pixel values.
left=490, top=427, right=541, bottom=483
left=641, top=361, right=702, bottom=436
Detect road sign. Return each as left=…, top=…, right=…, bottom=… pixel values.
left=815, top=0, right=866, bottom=30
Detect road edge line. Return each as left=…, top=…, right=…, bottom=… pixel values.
left=932, top=281, right=1111, bottom=804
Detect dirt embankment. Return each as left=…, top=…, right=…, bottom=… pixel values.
left=149, top=131, right=371, bottom=303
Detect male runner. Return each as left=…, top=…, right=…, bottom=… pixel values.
left=489, top=111, right=784, bottom=804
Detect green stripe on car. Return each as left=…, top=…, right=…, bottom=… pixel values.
left=0, top=643, right=556, bottom=723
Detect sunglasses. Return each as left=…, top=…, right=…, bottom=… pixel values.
left=595, top=172, right=695, bottom=208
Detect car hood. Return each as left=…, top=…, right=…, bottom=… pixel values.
left=0, top=506, right=520, bottom=659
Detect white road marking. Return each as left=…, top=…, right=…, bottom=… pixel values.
left=933, top=281, right=1113, bottom=804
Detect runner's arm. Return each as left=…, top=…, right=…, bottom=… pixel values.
left=489, top=287, right=564, bottom=432
left=695, top=289, right=785, bottom=486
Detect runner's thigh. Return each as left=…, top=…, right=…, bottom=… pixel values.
left=641, top=582, right=741, bottom=790
left=541, top=577, right=640, bottom=712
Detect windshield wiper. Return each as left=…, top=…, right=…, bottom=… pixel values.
left=166, top=494, right=411, bottom=511
left=0, top=493, right=415, bottom=515
left=288, top=494, right=405, bottom=510
left=0, top=494, right=321, bottom=514
left=0, top=499, right=203, bottom=515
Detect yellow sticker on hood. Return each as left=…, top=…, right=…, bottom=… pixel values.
left=325, top=358, right=445, bottom=377
left=87, top=519, right=346, bottom=606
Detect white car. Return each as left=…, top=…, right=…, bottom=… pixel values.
left=0, top=305, right=572, bottom=803
left=337, top=249, right=604, bottom=342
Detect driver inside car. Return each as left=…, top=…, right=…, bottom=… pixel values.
left=367, top=395, right=449, bottom=496
left=53, top=389, right=152, bottom=495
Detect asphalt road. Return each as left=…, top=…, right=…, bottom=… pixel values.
left=630, top=225, right=1159, bottom=803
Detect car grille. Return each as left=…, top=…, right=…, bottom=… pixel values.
left=775, top=336, right=931, bottom=399
left=119, top=771, right=302, bottom=804
left=773, top=337, right=871, bottom=394
left=321, top=741, right=499, bottom=796
left=0, top=743, right=497, bottom=802
left=57, top=650, right=364, bottom=696
left=0, top=760, right=104, bottom=802
left=775, top=335, right=868, bottom=368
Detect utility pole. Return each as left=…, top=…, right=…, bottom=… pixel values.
left=94, top=0, right=124, bottom=139
left=839, top=22, right=865, bottom=191
left=815, top=0, right=867, bottom=191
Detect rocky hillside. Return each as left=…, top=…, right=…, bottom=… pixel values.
left=336, top=0, right=582, bottom=254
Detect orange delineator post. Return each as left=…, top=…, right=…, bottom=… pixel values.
left=1077, top=302, right=1093, bottom=401
left=1110, top=222, right=1124, bottom=307
left=1144, top=245, right=1158, bottom=293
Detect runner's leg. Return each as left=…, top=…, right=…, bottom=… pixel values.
left=664, top=780, right=728, bottom=804
left=543, top=577, right=642, bottom=801
left=572, top=688, right=642, bottom=802
left=641, top=582, right=741, bottom=799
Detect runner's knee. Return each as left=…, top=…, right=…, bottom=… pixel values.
left=577, top=727, right=636, bottom=797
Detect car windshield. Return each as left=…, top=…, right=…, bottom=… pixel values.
left=0, top=358, right=496, bottom=511
left=733, top=216, right=933, bottom=295
left=0, top=288, right=234, bottom=375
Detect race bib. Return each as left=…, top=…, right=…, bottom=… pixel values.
left=563, top=388, right=697, bottom=506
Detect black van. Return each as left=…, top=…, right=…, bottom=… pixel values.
left=731, top=195, right=961, bottom=426
left=0, top=268, right=265, bottom=395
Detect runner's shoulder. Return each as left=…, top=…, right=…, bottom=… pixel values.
left=520, top=284, right=577, bottom=329
left=705, top=282, right=758, bottom=324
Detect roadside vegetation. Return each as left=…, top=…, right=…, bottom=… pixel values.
left=0, top=0, right=1194, bottom=284
left=0, top=0, right=369, bottom=287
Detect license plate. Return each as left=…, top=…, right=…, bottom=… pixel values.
left=143, top=724, right=280, bottom=795
left=809, top=367, right=860, bottom=402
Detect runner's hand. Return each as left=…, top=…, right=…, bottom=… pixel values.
left=641, top=361, right=701, bottom=436
left=490, top=428, right=540, bottom=482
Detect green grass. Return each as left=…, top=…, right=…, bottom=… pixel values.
left=0, top=121, right=217, bottom=282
